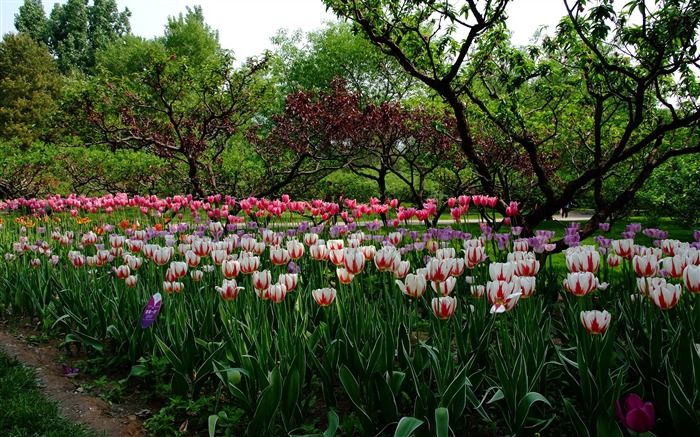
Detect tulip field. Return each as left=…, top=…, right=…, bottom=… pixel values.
left=1, top=193, right=700, bottom=436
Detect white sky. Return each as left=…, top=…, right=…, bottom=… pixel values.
left=1, top=0, right=569, bottom=61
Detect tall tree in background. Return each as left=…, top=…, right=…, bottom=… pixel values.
left=15, top=0, right=130, bottom=73
left=0, top=33, right=62, bottom=147
left=14, top=0, right=48, bottom=44
left=271, top=21, right=418, bottom=102
left=323, top=0, right=700, bottom=239
left=64, top=7, right=269, bottom=197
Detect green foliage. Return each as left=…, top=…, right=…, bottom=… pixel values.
left=161, top=6, right=222, bottom=68
left=14, top=0, right=131, bottom=73
left=14, top=0, right=48, bottom=44
left=636, top=154, right=700, bottom=227
left=0, top=141, right=60, bottom=198
left=271, top=21, right=417, bottom=102
left=0, top=33, right=62, bottom=147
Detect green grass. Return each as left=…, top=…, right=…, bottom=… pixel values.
left=0, top=349, right=95, bottom=437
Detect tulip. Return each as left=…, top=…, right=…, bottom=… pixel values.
left=210, top=249, right=227, bottom=265
left=683, top=264, right=700, bottom=293
left=361, top=245, right=376, bottom=261
left=125, top=275, right=138, bottom=287
left=489, top=262, right=515, bottom=282
left=170, top=261, right=188, bottom=279
left=153, top=247, right=173, bottom=266
left=616, top=394, right=655, bottom=433
left=30, top=258, right=41, bottom=268
left=649, top=281, right=681, bottom=309
left=253, top=270, right=272, bottom=291
left=396, top=273, right=427, bottom=299
left=312, top=287, right=336, bottom=306
left=222, top=259, right=240, bottom=279
left=471, top=284, right=485, bottom=298
left=327, top=239, right=344, bottom=250
left=278, top=273, right=298, bottom=292
left=303, top=232, right=319, bottom=246
left=270, top=246, right=291, bottom=266
left=566, top=247, right=600, bottom=273
left=69, top=251, right=86, bottom=268
left=464, top=245, right=486, bottom=268
left=612, top=238, right=635, bottom=260
left=563, top=272, right=598, bottom=296
left=487, top=280, right=521, bottom=313
left=427, top=258, right=453, bottom=283
left=580, top=310, right=611, bottom=334
left=239, top=253, right=260, bottom=274
left=375, top=247, right=400, bottom=272
left=515, top=258, right=540, bottom=276
left=190, top=270, right=203, bottom=281
left=393, top=260, right=410, bottom=278
left=216, top=279, right=243, bottom=301
left=431, top=296, right=457, bottom=319
left=184, top=250, right=200, bottom=268
left=633, top=255, right=658, bottom=277
left=343, top=248, right=366, bottom=275
left=310, top=244, right=329, bottom=261
left=607, top=253, right=621, bottom=267
left=431, top=276, right=457, bottom=296
left=115, top=264, right=131, bottom=280
left=191, top=238, right=212, bottom=257
left=267, top=283, right=287, bottom=303
left=329, top=249, right=345, bottom=266
left=336, top=267, right=355, bottom=284
left=515, top=275, right=536, bottom=298
left=287, top=239, right=304, bottom=260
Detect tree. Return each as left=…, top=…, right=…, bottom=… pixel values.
left=323, top=0, right=700, bottom=241
left=14, top=0, right=48, bottom=44
left=0, top=33, right=63, bottom=147
left=65, top=52, right=269, bottom=198
left=248, top=79, right=460, bottom=212
left=271, top=21, right=417, bottom=102
left=15, top=0, right=131, bottom=73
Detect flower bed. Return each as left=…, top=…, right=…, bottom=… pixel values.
left=1, top=194, right=699, bottom=436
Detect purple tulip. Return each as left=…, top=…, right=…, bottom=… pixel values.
left=616, top=394, right=654, bottom=433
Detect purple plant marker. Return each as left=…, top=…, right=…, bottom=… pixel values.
left=141, top=293, right=162, bottom=329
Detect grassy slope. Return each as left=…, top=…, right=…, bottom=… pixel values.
left=0, top=349, right=95, bottom=437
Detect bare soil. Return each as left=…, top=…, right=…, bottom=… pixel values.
left=0, top=327, right=146, bottom=437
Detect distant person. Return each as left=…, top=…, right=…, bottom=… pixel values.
left=561, top=202, right=570, bottom=218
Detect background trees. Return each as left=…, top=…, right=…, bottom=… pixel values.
left=320, top=0, right=700, bottom=235
left=63, top=7, right=270, bottom=197
left=14, top=0, right=131, bottom=73
left=0, top=33, right=62, bottom=148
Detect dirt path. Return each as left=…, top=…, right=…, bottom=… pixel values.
left=0, top=330, right=146, bottom=437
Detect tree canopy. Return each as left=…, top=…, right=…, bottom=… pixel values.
left=322, top=0, right=700, bottom=236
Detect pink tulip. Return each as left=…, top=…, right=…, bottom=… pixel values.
left=616, top=394, right=655, bottom=433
